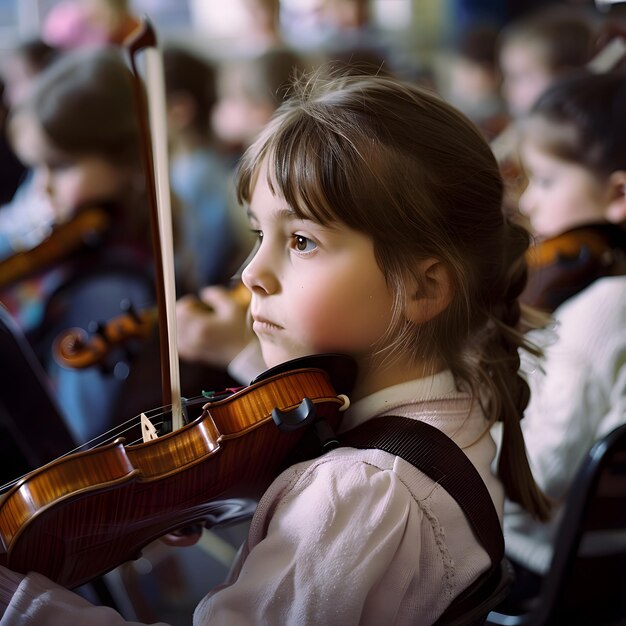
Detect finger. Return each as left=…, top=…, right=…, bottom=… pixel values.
left=160, top=524, right=203, bottom=548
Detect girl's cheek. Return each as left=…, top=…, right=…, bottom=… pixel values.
left=296, top=300, right=355, bottom=352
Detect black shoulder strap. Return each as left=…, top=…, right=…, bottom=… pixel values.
left=339, top=415, right=504, bottom=567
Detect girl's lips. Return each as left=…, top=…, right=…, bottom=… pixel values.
left=252, top=316, right=282, bottom=332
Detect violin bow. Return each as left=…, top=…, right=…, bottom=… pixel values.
left=126, top=19, right=183, bottom=430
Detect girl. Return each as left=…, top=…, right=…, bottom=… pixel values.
left=212, top=47, right=307, bottom=163
left=502, top=69, right=626, bottom=605
left=0, top=47, right=155, bottom=443
left=0, top=72, right=548, bottom=625
left=497, top=6, right=597, bottom=120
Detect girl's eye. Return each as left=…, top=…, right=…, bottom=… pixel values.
left=293, top=234, right=316, bottom=253
left=528, top=173, right=552, bottom=189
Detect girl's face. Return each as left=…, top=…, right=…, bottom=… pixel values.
left=241, top=161, right=398, bottom=383
left=212, top=65, right=274, bottom=150
left=10, top=114, right=129, bottom=223
left=519, top=139, right=609, bottom=239
left=2, top=55, right=38, bottom=108
left=499, top=41, right=553, bottom=118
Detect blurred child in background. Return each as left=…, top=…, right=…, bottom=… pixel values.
left=497, top=6, right=597, bottom=119
left=492, top=6, right=598, bottom=216
left=500, top=69, right=626, bottom=606
left=0, top=39, right=60, bottom=258
left=42, top=0, right=140, bottom=49
left=440, top=23, right=508, bottom=141
left=1, top=47, right=155, bottom=443
left=211, top=46, right=307, bottom=163
left=173, top=46, right=308, bottom=356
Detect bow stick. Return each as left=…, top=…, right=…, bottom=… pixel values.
left=126, top=19, right=183, bottom=430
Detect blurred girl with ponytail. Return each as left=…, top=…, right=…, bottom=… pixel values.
left=502, top=69, right=626, bottom=606
left=0, top=71, right=549, bottom=625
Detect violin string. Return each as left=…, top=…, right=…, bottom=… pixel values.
left=0, top=394, right=207, bottom=493
left=70, top=406, right=170, bottom=450
left=0, top=408, right=171, bottom=493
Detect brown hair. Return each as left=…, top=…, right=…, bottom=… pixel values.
left=163, top=45, right=218, bottom=139
left=521, top=69, right=626, bottom=177
left=27, top=46, right=139, bottom=165
left=237, top=72, right=550, bottom=520
left=498, top=7, right=597, bottom=74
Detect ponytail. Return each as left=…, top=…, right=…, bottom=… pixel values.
left=479, top=220, right=551, bottom=521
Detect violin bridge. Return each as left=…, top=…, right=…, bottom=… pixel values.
left=140, top=412, right=159, bottom=442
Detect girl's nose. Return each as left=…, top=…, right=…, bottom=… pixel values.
left=518, top=186, right=534, bottom=217
left=241, top=246, right=279, bottom=296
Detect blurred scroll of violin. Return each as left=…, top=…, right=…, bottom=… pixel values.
left=53, top=282, right=251, bottom=371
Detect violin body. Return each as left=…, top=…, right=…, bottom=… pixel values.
left=0, top=362, right=351, bottom=589
left=522, top=223, right=626, bottom=312
left=0, top=208, right=110, bottom=290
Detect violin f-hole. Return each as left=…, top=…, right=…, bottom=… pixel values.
left=272, top=397, right=316, bottom=432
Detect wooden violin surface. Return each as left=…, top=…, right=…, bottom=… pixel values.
left=522, top=224, right=626, bottom=312
left=52, top=283, right=251, bottom=370
left=0, top=363, right=351, bottom=589
left=0, top=208, right=110, bottom=289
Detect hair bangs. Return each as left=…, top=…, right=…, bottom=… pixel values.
left=520, top=115, right=584, bottom=165
left=237, top=99, right=378, bottom=227
left=269, top=113, right=347, bottom=225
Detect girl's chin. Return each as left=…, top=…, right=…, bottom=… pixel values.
left=260, top=344, right=320, bottom=370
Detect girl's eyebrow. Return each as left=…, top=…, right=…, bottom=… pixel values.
left=246, top=206, right=301, bottom=222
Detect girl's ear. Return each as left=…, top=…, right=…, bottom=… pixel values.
left=605, top=170, right=626, bottom=224
left=405, top=259, right=454, bottom=325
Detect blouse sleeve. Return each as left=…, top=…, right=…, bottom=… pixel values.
left=0, top=568, right=169, bottom=626
left=521, top=279, right=626, bottom=500
left=195, top=456, right=428, bottom=625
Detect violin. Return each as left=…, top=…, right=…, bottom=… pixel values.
left=521, top=223, right=626, bottom=312
left=0, top=207, right=110, bottom=290
left=0, top=354, right=355, bottom=589
left=52, top=282, right=251, bottom=370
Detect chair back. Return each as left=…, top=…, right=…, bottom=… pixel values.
left=436, top=559, right=514, bottom=626
left=0, top=303, right=77, bottom=482
left=488, top=422, right=626, bottom=625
